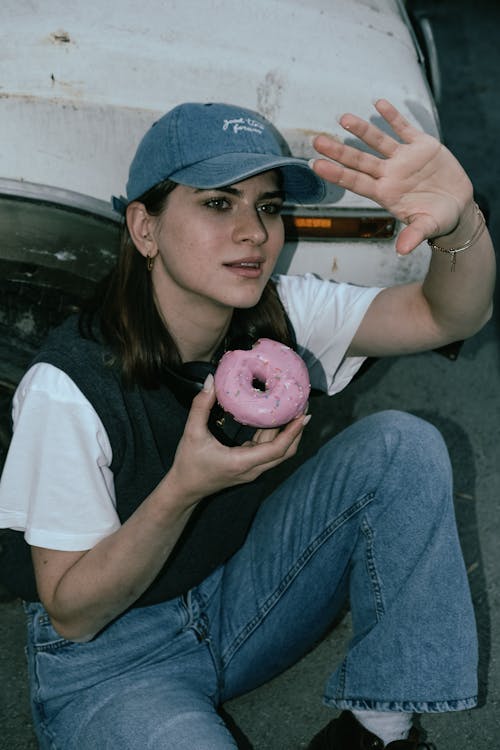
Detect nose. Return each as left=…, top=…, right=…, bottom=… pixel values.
left=232, top=206, right=268, bottom=245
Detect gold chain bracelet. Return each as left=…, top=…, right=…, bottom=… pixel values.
left=427, top=203, right=486, bottom=271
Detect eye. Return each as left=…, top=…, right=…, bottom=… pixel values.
left=204, top=197, right=231, bottom=211
left=258, top=202, right=283, bottom=216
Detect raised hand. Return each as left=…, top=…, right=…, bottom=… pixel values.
left=311, top=99, right=474, bottom=254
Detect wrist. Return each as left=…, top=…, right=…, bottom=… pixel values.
left=430, top=201, right=480, bottom=246
left=159, top=466, right=204, bottom=509
left=427, top=202, right=486, bottom=271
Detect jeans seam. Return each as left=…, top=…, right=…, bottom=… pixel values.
left=26, top=614, right=59, bottom=748
left=337, top=659, right=348, bottom=695
left=324, top=696, right=478, bottom=712
left=361, top=515, right=385, bottom=620
left=222, top=491, right=376, bottom=666
left=182, top=590, right=223, bottom=701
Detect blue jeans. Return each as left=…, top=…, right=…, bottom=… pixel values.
left=24, top=411, right=477, bottom=749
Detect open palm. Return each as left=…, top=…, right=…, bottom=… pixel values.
left=312, top=99, right=473, bottom=254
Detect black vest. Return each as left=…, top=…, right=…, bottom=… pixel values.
left=4, top=316, right=285, bottom=606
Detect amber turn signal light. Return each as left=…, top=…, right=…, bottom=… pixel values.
left=283, top=213, right=396, bottom=240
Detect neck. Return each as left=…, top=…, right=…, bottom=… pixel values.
left=154, top=292, right=232, bottom=363
left=176, top=321, right=229, bottom=363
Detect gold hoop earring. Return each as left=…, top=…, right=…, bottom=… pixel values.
left=146, top=253, right=155, bottom=272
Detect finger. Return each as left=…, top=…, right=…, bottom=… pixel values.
left=272, top=417, right=307, bottom=457
left=373, top=99, right=421, bottom=144
left=185, top=374, right=217, bottom=433
left=337, top=99, right=422, bottom=159
left=337, top=113, right=401, bottom=158
left=311, top=157, right=379, bottom=201
left=235, top=413, right=307, bottom=467
left=240, top=438, right=302, bottom=478
left=249, top=419, right=307, bottom=474
left=338, top=100, right=420, bottom=155
left=251, top=427, right=281, bottom=444
left=395, top=213, right=440, bottom=254
left=258, top=413, right=309, bottom=461
left=312, top=134, right=384, bottom=178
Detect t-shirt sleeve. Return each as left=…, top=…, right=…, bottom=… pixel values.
left=275, top=273, right=382, bottom=394
left=0, top=363, right=121, bottom=550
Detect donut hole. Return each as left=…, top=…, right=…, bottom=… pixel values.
left=252, top=377, right=267, bottom=392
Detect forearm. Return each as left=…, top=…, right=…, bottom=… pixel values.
left=422, top=201, right=496, bottom=340
left=33, top=383, right=306, bottom=642
left=35, top=473, right=200, bottom=641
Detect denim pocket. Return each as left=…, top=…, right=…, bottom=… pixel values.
left=24, top=603, right=81, bottom=717
left=25, top=603, right=74, bottom=653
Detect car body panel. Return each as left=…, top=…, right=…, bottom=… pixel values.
left=0, top=0, right=439, bottom=286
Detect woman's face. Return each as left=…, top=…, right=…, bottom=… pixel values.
left=149, top=170, right=285, bottom=316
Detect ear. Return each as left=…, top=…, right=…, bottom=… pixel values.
left=126, top=201, right=158, bottom=258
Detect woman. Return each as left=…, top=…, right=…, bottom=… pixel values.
left=0, top=99, right=495, bottom=749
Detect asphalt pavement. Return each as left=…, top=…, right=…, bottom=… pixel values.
left=1, top=0, right=499, bottom=747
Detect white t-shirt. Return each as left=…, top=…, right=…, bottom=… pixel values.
left=0, top=273, right=381, bottom=551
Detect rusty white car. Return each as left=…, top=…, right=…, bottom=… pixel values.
left=0, top=0, right=441, bottom=446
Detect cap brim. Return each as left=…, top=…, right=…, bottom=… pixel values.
left=170, top=153, right=326, bottom=203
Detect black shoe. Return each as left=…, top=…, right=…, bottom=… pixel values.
left=307, top=710, right=435, bottom=749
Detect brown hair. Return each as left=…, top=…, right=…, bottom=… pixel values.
left=83, top=179, right=294, bottom=388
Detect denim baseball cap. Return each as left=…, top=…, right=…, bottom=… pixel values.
left=112, top=102, right=325, bottom=212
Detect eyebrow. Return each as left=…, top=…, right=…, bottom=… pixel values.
left=194, top=186, right=285, bottom=200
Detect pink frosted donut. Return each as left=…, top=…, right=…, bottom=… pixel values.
left=214, top=338, right=310, bottom=428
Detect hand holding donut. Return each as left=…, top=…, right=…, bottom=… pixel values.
left=167, top=372, right=309, bottom=506
left=311, top=99, right=474, bottom=255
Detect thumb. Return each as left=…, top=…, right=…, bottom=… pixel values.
left=395, top=214, right=438, bottom=255
left=186, top=373, right=217, bottom=427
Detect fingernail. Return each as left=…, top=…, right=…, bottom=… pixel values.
left=303, top=414, right=312, bottom=426
left=308, top=157, right=317, bottom=170
left=203, top=373, right=214, bottom=392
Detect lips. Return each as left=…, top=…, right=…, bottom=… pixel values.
left=223, top=257, right=265, bottom=278
left=224, top=257, right=264, bottom=269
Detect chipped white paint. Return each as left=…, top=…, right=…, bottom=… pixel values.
left=0, top=0, right=439, bottom=286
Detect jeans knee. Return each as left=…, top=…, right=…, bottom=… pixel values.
left=369, top=411, right=455, bottom=526
left=368, top=409, right=449, bottom=465
left=320, top=409, right=448, bottom=470
left=311, top=410, right=452, bottom=522
left=340, top=410, right=452, bottom=510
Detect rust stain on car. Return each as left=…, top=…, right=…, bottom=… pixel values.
left=257, top=70, right=284, bottom=122
left=50, top=30, right=72, bottom=44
